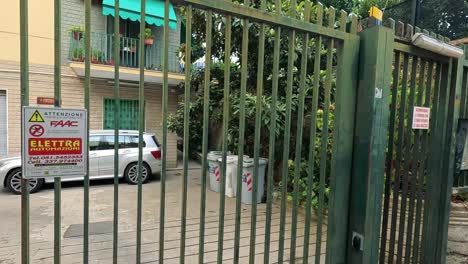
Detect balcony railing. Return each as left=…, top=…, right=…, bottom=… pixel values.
left=68, top=32, right=180, bottom=73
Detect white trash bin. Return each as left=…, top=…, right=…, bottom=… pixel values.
left=221, top=155, right=249, bottom=197
left=207, top=151, right=223, bottom=192
left=241, top=158, right=268, bottom=204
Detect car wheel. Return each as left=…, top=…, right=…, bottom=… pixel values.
left=6, top=168, right=44, bottom=194
left=124, top=163, right=151, bottom=185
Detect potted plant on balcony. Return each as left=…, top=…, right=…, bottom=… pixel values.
left=144, top=28, right=154, bottom=45
left=91, top=50, right=103, bottom=64
left=71, top=47, right=84, bottom=62
left=69, top=26, right=84, bottom=41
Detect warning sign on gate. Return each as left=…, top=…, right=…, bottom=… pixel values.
left=412, top=106, right=430, bottom=130
left=22, top=107, right=87, bottom=179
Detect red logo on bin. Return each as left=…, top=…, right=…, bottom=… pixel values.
left=215, top=166, right=220, bottom=182
left=245, top=172, right=252, bottom=192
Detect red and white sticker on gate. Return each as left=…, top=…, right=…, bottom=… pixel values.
left=412, top=106, right=430, bottom=130
left=22, top=107, right=87, bottom=179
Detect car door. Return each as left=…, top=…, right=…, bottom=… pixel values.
left=98, top=135, right=138, bottom=177
left=96, top=135, right=120, bottom=177
left=65, top=135, right=99, bottom=182
left=88, top=135, right=100, bottom=177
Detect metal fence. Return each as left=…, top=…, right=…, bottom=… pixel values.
left=18, top=0, right=467, bottom=263
left=378, top=21, right=467, bottom=263
left=20, top=0, right=361, bottom=263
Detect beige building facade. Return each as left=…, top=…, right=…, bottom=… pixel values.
left=0, top=0, right=183, bottom=168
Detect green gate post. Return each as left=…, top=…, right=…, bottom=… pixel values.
left=347, top=25, right=394, bottom=264
left=325, top=32, right=360, bottom=264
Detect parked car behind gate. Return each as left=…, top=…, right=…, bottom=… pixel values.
left=0, top=130, right=162, bottom=194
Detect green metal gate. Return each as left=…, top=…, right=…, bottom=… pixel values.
left=376, top=23, right=467, bottom=264
left=17, top=0, right=467, bottom=263
left=19, top=0, right=360, bottom=263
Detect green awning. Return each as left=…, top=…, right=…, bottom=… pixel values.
left=103, top=0, right=177, bottom=30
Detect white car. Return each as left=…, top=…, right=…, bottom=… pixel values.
left=0, top=130, right=161, bottom=194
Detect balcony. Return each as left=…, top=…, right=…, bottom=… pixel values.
left=68, top=32, right=184, bottom=85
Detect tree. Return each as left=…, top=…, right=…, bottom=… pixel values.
left=319, top=0, right=401, bottom=17
left=384, top=0, right=468, bottom=40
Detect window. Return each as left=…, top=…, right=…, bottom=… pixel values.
left=122, top=135, right=145, bottom=149
left=146, top=135, right=159, bottom=148
left=97, top=136, right=116, bottom=150
left=104, top=99, right=142, bottom=130
left=107, top=16, right=140, bottom=39
left=89, top=136, right=100, bottom=151
left=91, top=135, right=146, bottom=150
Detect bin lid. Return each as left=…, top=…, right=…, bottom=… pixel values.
left=216, top=155, right=249, bottom=163
left=242, top=158, right=268, bottom=168
left=207, top=151, right=223, bottom=161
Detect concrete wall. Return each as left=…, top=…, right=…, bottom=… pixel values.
left=0, top=60, right=179, bottom=167
left=0, top=0, right=55, bottom=65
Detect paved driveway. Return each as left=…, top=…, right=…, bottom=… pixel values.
left=0, top=169, right=324, bottom=263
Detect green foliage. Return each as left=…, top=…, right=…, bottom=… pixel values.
left=71, top=47, right=83, bottom=59
left=279, top=107, right=335, bottom=208
left=282, top=159, right=331, bottom=209
left=452, top=192, right=468, bottom=202
left=68, top=26, right=84, bottom=33
left=92, top=50, right=103, bottom=61
left=170, top=0, right=347, bottom=209
left=144, top=28, right=154, bottom=39
left=384, top=0, right=467, bottom=40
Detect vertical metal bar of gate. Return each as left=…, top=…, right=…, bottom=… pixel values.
left=249, top=0, right=266, bottom=262
left=426, top=60, right=452, bottom=263
left=160, top=1, right=170, bottom=260
left=20, top=0, right=30, bottom=261
left=53, top=0, right=62, bottom=262
left=136, top=0, right=145, bottom=262
left=278, top=1, right=296, bottom=262
left=396, top=56, right=418, bottom=261
left=180, top=5, right=192, bottom=264
left=412, top=61, right=434, bottom=263
left=387, top=53, right=410, bottom=263
left=404, top=59, right=426, bottom=262
left=289, top=2, right=310, bottom=263
left=217, top=11, right=231, bottom=264
left=316, top=8, right=335, bottom=264
left=198, top=9, right=212, bottom=264
left=303, top=4, right=323, bottom=263
left=233, top=5, right=247, bottom=263
left=437, top=55, right=465, bottom=263
left=379, top=51, right=400, bottom=264
left=421, top=62, right=443, bottom=262
left=112, top=1, right=120, bottom=263
left=263, top=1, right=281, bottom=261
left=83, top=0, right=91, bottom=262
